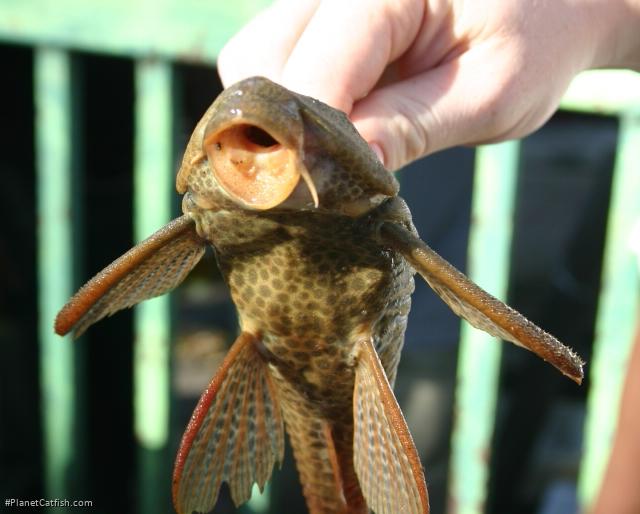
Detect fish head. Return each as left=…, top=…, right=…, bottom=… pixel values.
left=177, top=76, right=399, bottom=216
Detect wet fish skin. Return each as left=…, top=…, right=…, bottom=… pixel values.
left=55, top=76, right=584, bottom=514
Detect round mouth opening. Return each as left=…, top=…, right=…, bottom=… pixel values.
left=204, top=123, right=300, bottom=209
left=242, top=125, right=279, bottom=149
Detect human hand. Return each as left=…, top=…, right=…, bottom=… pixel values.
left=218, top=0, right=640, bottom=170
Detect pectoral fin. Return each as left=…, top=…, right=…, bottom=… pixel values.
left=55, top=215, right=206, bottom=338
left=353, top=339, right=429, bottom=514
left=378, top=221, right=584, bottom=384
left=173, top=332, right=285, bottom=514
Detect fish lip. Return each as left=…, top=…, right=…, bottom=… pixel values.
left=179, top=76, right=399, bottom=216
left=203, top=120, right=308, bottom=211
left=199, top=81, right=311, bottom=211
left=205, top=78, right=304, bottom=151
left=200, top=81, right=329, bottom=212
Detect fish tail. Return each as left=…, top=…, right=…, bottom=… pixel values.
left=333, top=423, right=369, bottom=513
left=273, top=373, right=367, bottom=514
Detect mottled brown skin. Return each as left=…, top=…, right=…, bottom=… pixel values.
left=184, top=173, right=414, bottom=512
left=55, top=76, right=583, bottom=514
left=178, top=77, right=415, bottom=512
left=197, top=208, right=414, bottom=511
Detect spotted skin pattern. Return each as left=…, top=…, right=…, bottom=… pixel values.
left=185, top=198, right=415, bottom=513
left=174, top=333, right=285, bottom=513
left=55, top=76, right=583, bottom=514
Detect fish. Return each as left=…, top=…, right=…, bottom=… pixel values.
left=54, top=76, right=584, bottom=514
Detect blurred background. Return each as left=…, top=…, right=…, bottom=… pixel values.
left=1, top=2, right=639, bottom=514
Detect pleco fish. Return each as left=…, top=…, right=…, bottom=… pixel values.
left=55, top=76, right=584, bottom=514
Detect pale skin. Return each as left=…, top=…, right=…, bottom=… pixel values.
left=218, top=0, right=640, bottom=512
left=218, top=0, right=640, bottom=170
left=592, top=320, right=640, bottom=514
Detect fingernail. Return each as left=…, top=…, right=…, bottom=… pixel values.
left=370, top=142, right=385, bottom=166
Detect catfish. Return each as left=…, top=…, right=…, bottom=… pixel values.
left=55, top=76, right=583, bottom=514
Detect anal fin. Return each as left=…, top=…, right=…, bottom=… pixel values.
left=173, top=332, right=284, bottom=513
left=353, top=339, right=429, bottom=514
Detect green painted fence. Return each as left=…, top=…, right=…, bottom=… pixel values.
left=2, top=2, right=639, bottom=513
left=450, top=71, right=640, bottom=514
left=34, top=46, right=78, bottom=507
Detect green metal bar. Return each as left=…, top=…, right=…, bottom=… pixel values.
left=0, top=0, right=271, bottom=64
left=577, top=111, right=640, bottom=510
left=560, top=70, right=640, bottom=115
left=133, top=59, right=174, bottom=449
left=448, top=141, right=521, bottom=514
left=35, top=47, right=75, bottom=503
left=133, top=59, right=174, bottom=512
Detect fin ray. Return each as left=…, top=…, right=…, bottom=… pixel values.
left=353, top=339, right=429, bottom=514
left=173, top=332, right=284, bottom=513
left=55, top=215, right=206, bottom=337
left=379, top=221, right=584, bottom=384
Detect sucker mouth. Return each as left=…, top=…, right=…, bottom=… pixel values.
left=204, top=123, right=317, bottom=210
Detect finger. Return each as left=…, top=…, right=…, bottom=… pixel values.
left=351, top=41, right=532, bottom=170
left=280, top=0, right=425, bottom=113
left=217, top=0, right=320, bottom=87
